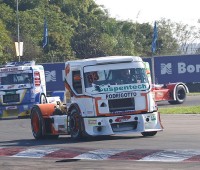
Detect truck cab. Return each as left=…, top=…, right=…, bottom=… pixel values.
left=65, top=56, right=155, bottom=116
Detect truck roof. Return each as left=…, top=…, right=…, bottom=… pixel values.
left=0, top=61, right=43, bottom=73
left=66, top=56, right=142, bottom=67
left=4, top=61, right=36, bottom=67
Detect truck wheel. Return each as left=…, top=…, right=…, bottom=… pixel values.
left=141, top=131, right=157, bottom=137
left=168, top=85, right=186, bottom=104
left=69, top=108, right=82, bottom=140
left=30, top=106, right=45, bottom=139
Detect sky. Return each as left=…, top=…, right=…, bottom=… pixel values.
left=95, top=0, right=200, bottom=27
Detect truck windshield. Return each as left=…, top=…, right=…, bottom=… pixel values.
left=84, top=68, right=148, bottom=88
left=0, top=73, right=33, bottom=85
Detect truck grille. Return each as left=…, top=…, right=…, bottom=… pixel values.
left=3, top=94, right=20, bottom=103
left=108, top=98, right=135, bottom=112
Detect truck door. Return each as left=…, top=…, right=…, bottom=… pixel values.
left=72, top=70, right=82, bottom=94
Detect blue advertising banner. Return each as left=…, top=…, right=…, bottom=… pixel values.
left=41, top=55, right=200, bottom=92
left=143, top=57, right=152, bottom=66
left=153, top=55, right=200, bottom=84
left=42, top=62, right=65, bottom=92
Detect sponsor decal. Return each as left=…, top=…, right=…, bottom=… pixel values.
left=87, top=111, right=93, bottom=115
left=88, top=119, right=97, bottom=125
left=0, top=67, right=18, bottom=73
left=45, top=70, right=56, bottom=82
left=145, top=115, right=156, bottom=122
left=111, top=110, right=135, bottom=115
left=156, top=92, right=164, bottom=97
left=178, top=62, right=200, bottom=74
left=94, top=84, right=147, bottom=93
left=161, top=63, right=172, bottom=75
left=115, top=115, right=131, bottom=122
left=7, top=85, right=15, bottom=89
left=151, top=115, right=156, bottom=121
left=161, top=62, right=200, bottom=75
left=106, top=92, right=137, bottom=99
left=58, top=125, right=67, bottom=132
left=6, top=106, right=17, bottom=110
left=18, top=84, right=27, bottom=88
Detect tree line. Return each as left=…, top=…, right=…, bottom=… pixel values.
left=0, top=0, right=199, bottom=65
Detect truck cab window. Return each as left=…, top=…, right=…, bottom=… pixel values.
left=72, top=71, right=82, bottom=94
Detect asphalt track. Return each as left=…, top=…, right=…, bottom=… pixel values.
left=157, top=94, right=200, bottom=108
left=1, top=113, right=200, bottom=169
left=0, top=95, right=200, bottom=169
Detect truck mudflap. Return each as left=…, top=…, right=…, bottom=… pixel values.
left=82, top=112, right=163, bottom=136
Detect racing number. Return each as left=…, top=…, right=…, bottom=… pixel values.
left=87, top=72, right=99, bottom=83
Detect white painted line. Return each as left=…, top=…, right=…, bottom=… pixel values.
left=139, top=150, right=200, bottom=162
left=11, top=147, right=60, bottom=158
left=74, top=149, right=126, bottom=160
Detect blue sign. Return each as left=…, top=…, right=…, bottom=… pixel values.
left=42, top=63, right=65, bottom=92
left=154, top=55, right=200, bottom=84
left=41, top=55, right=200, bottom=92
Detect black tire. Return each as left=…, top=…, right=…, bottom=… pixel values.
left=168, top=85, right=186, bottom=104
left=30, top=106, right=45, bottom=139
left=69, top=108, right=83, bottom=140
left=141, top=131, right=157, bottom=137
left=40, top=94, right=47, bottom=104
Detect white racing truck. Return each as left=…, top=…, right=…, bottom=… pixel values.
left=30, top=56, right=163, bottom=140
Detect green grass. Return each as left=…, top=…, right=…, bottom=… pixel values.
left=158, top=93, right=200, bottom=114
left=158, top=105, right=200, bottom=114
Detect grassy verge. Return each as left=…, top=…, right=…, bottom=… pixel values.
left=187, top=92, right=200, bottom=96
left=158, top=105, right=200, bottom=114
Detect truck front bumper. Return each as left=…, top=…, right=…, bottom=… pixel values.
left=83, top=112, right=163, bottom=136
left=0, top=104, right=32, bottom=119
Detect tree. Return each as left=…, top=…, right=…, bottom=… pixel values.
left=155, top=19, right=179, bottom=56
left=0, top=0, right=198, bottom=63
left=0, top=20, right=15, bottom=64
left=133, top=23, right=153, bottom=56
left=173, top=22, right=200, bottom=54
left=0, top=0, right=44, bottom=11
left=71, top=26, right=105, bottom=58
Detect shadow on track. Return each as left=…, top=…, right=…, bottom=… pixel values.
left=0, top=135, right=145, bottom=147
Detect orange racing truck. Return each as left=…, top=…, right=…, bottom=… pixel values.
left=30, top=56, right=163, bottom=140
